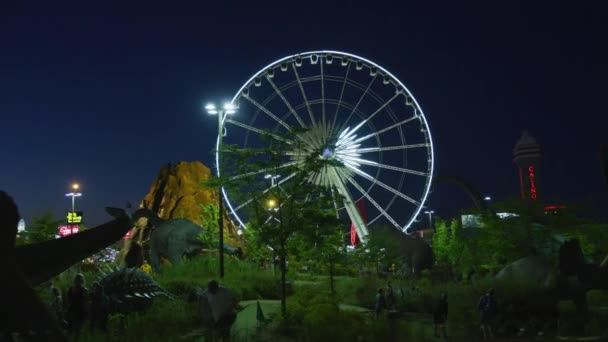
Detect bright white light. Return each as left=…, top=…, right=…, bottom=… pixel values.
left=223, top=103, right=235, bottom=110
left=205, top=103, right=216, bottom=111
left=17, top=219, right=26, bottom=232
left=484, top=196, right=491, bottom=201
left=424, top=210, right=434, bottom=214
left=237, top=229, right=243, bottom=236
left=65, top=192, right=82, bottom=197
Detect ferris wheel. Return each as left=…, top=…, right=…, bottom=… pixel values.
left=217, top=51, right=434, bottom=239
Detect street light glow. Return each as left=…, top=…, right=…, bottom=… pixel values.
left=266, top=198, right=277, bottom=209
left=72, top=183, right=80, bottom=190
left=205, top=103, right=216, bottom=111
left=484, top=196, right=492, bottom=201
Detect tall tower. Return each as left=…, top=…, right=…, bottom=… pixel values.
left=513, top=131, right=541, bottom=200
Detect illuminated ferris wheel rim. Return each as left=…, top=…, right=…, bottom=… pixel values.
left=215, top=50, right=435, bottom=236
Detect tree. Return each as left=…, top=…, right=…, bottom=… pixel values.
left=206, top=130, right=346, bottom=321
left=198, top=203, right=219, bottom=248
left=20, top=212, right=62, bottom=244
left=290, top=212, right=346, bottom=294
left=432, top=219, right=450, bottom=265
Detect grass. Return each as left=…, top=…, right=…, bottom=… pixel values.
left=35, top=255, right=608, bottom=341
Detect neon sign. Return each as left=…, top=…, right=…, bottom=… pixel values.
left=58, top=225, right=79, bottom=237
left=528, top=166, right=537, bottom=200
left=67, top=211, right=83, bottom=224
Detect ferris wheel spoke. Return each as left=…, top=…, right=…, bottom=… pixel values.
left=292, top=62, right=318, bottom=129
left=329, top=63, right=351, bottom=137
left=346, top=176, right=401, bottom=230
left=242, top=94, right=294, bottom=132
left=356, top=143, right=430, bottom=154
left=353, top=115, right=419, bottom=144
left=343, top=92, right=400, bottom=140
left=228, top=161, right=301, bottom=181
left=232, top=172, right=297, bottom=212
left=265, top=76, right=308, bottom=129
left=338, top=75, right=377, bottom=134
left=320, top=60, right=327, bottom=143
left=341, top=156, right=428, bottom=176
left=347, top=166, right=421, bottom=206
left=225, top=119, right=294, bottom=144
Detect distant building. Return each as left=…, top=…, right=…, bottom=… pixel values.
left=17, top=219, right=25, bottom=233
left=513, top=131, right=541, bottom=201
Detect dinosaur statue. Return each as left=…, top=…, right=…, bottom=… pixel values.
left=115, top=208, right=242, bottom=272
left=495, top=239, right=608, bottom=335
left=0, top=191, right=132, bottom=339
left=97, top=267, right=173, bottom=313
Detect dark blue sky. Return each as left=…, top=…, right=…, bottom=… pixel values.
left=1, top=2, right=607, bottom=227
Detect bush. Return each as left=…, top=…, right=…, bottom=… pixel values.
left=153, top=255, right=279, bottom=301
left=77, top=299, right=196, bottom=342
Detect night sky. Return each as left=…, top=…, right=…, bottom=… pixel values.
left=1, top=2, right=607, bottom=227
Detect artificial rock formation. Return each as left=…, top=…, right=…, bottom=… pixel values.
left=140, top=161, right=237, bottom=239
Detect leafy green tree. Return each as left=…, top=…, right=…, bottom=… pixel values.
left=21, top=212, right=62, bottom=243
left=205, top=130, right=345, bottom=321
left=432, top=219, right=450, bottom=265
left=198, top=203, right=219, bottom=248
left=291, top=213, right=346, bottom=294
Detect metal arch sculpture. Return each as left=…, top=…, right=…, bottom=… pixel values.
left=431, top=175, right=493, bottom=216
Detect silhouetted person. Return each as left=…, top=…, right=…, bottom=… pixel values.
left=479, top=288, right=497, bottom=340
left=0, top=191, right=68, bottom=341
left=433, top=293, right=448, bottom=338
left=386, top=281, right=395, bottom=309
left=49, top=286, right=64, bottom=324
left=375, top=288, right=386, bottom=318
left=66, top=273, right=88, bottom=334
left=124, top=241, right=144, bottom=268
left=89, top=282, right=109, bottom=331
left=199, top=280, right=238, bottom=341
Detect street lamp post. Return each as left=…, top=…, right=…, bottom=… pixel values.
left=206, top=102, right=237, bottom=278
left=424, top=210, right=435, bottom=230
left=65, top=183, right=82, bottom=213
left=65, top=183, right=82, bottom=235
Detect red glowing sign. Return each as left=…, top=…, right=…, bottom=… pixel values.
left=528, top=165, right=537, bottom=200
left=58, top=225, right=79, bottom=237
left=350, top=199, right=368, bottom=246
left=544, top=205, right=566, bottom=211
left=123, top=229, right=133, bottom=240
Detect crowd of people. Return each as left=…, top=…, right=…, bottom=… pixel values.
left=48, top=273, right=110, bottom=337
left=373, top=281, right=498, bottom=340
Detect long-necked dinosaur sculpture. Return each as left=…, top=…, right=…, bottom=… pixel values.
left=1, top=191, right=132, bottom=339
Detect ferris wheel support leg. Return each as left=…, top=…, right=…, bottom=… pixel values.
left=330, top=170, right=368, bottom=242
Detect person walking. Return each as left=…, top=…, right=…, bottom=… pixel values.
left=66, top=273, right=88, bottom=335
left=49, top=286, right=64, bottom=324
left=433, top=293, right=448, bottom=339
left=197, top=280, right=239, bottom=341
left=478, top=288, right=497, bottom=340
left=375, top=288, right=386, bottom=319
left=89, top=282, right=109, bottom=331
left=386, top=281, right=395, bottom=310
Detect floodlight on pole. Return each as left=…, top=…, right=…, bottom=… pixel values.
left=424, top=210, right=435, bottom=229
left=484, top=196, right=492, bottom=201
left=206, top=100, right=238, bottom=279
left=65, top=189, right=83, bottom=213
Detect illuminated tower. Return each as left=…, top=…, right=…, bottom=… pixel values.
left=513, top=131, right=541, bottom=200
